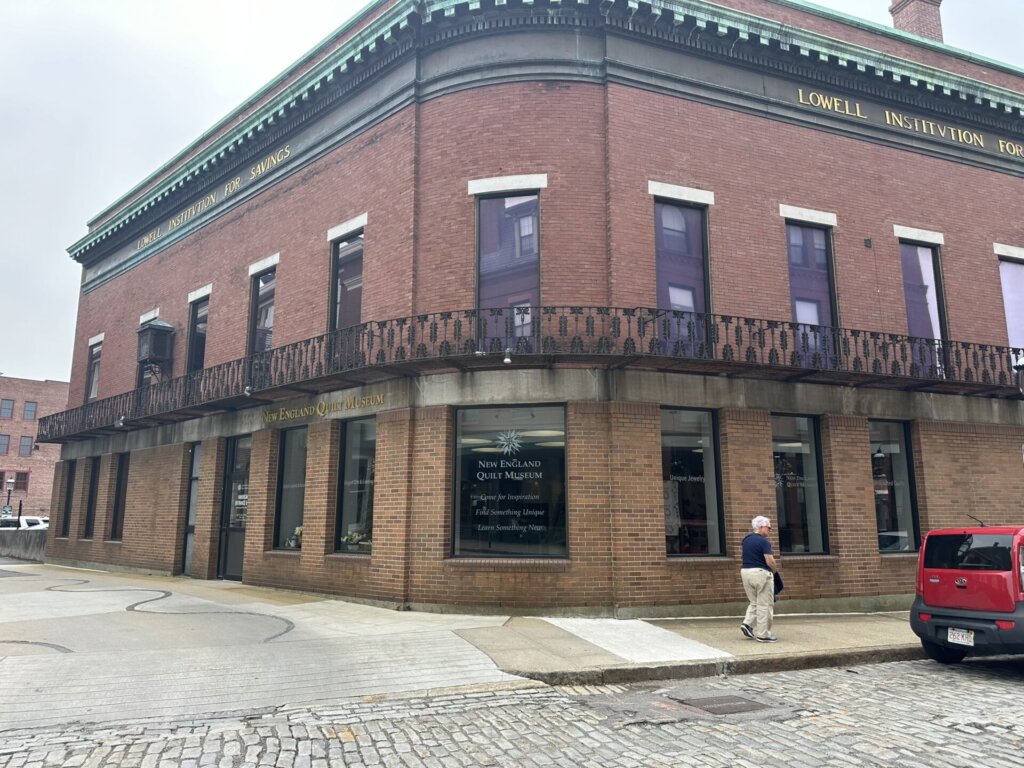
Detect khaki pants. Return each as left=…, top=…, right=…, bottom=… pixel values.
left=741, top=568, right=774, bottom=638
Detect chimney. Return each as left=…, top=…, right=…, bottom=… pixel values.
left=889, top=0, right=944, bottom=42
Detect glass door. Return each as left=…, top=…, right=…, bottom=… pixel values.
left=218, top=436, right=251, bottom=580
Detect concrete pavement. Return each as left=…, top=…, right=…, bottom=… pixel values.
left=0, top=559, right=923, bottom=731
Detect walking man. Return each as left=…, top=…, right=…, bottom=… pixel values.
left=740, top=515, right=779, bottom=642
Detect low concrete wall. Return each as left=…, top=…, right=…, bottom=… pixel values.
left=0, top=530, right=47, bottom=562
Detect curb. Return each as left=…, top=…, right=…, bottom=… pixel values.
left=505, top=644, right=927, bottom=686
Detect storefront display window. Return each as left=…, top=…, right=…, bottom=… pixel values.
left=772, top=414, right=828, bottom=554
left=661, top=409, right=722, bottom=556
left=454, top=406, right=566, bottom=557
left=869, top=420, right=919, bottom=552
left=274, top=427, right=307, bottom=549
left=336, top=418, right=376, bottom=553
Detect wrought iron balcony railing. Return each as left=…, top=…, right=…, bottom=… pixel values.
left=39, top=306, right=1024, bottom=442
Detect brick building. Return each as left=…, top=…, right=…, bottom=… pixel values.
left=40, top=0, right=1024, bottom=614
left=0, top=376, right=68, bottom=518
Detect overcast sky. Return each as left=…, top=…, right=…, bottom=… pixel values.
left=0, top=0, right=1020, bottom=383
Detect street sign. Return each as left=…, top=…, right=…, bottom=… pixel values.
left=1, top=505, right=12, bottom=515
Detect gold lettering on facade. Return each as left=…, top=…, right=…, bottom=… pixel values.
left=261, top=392, right=386, bottom=424
left=223, top=176, right=242, bottom=197
left=249, top=145, right=292, bottom=181
left=167, top=193, right=218, bottom=232
left=797, top=88, right=867, bottom=119
left=883, top=111, right=985, bottom=148
left=135, top=227, right=162, bottom=251
left=999, top=139, right=1024, bottom=158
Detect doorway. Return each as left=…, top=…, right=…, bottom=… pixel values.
left=218, top=435, right=252, bottom=580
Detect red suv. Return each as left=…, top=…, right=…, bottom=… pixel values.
left=910, top=526, right=1024, bottom=664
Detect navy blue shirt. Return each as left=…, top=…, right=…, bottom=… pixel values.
left=741, top=533, right=774, bottom=571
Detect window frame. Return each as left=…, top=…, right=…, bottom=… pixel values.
left=654, top=198, right=712, bottom=316
left=0, top=399, right=13, bottom=419
left=248, top=267, right=277, bottom=355
left=186, top=296, right=210, bottom=374
left=273, top=426, right=308, bottom=550
left=869, top=419, right=921, bottom=553
left=18, top=436, right=33, bottom=457
left=13, top=472, right=28, bottom=492
left=60, top=461, right=76, bottom=538
left=899, top=239, right=950, bottom=343
left=83, top=456, right=100, bottom=539
left=109, top=452, right=130, bottom=541
left=660, top=407, right=725, bottom=557
left=22, top=401, right=37, bottom=420
left=0, top=434, right=9, bottom=455
left=85, top=342, right=103, bottom=403
left=334, top=417, right=377, bottom=553
left=329, top=231, right=365, bottom=334
left=771, top=413, right=829, bottom=555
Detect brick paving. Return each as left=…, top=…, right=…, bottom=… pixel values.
left=2, top=658, right=1022, bottom=767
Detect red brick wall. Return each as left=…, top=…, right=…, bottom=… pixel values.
left=0, top=377, right=67, bottom=516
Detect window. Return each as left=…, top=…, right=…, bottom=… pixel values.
left=900, top=242, right=947, bottom=377
left=182, top=443, right=201, bottom=574
left=187, top=297, right=209, bottom=373
left=83, top=456, right=100, bottom=539
left=0, top=435, right=8, bottom=455
left=109, top=453, right=130, bottom=541
left=787, top=223, right=836, bottom=366
left=336, top=418, right=376, bottom=552
left=478, top=195, right=540, bottom=351
left=60, top=461, right=76, bottom=538
left=18, top=436, right=32, bottom=456
left=454, top=406, right=566, bottom=558
left=869, top=421, right=919, bottom=552
left=14, top=472, right=28, bottom=492
left=274, top=427, right=307, bottom=549
left=662, top=409, right=723, bottom=556
left=86, top=343, right=102, bottom=402
left=772, top=415, right=828, bottom=554
left=23, top=401, right=37, bottom=420
left=250, top=269, right=276, bottom=353
left=331, top=233, right=364, bottom=332
left=0, top=471, right=4, bottom=489
left=655, top=202, right=708, bottom=356
left=0, top=399, right=12, bottom=419
left=998, top=258, right=1024, bottom=364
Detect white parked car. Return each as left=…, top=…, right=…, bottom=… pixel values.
left=0, top=516, right=48, bottom=530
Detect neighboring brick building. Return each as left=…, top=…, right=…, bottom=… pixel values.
left=40, top=0, right=1024, bottom=614
left=0, top=376, right=68, bottom=518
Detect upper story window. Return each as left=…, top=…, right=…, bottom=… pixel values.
left=469, top=174, right=546, bottom=351
left=250, top=268, right=276, bottom=353
left=0, top=399, right=12, bottom=419
left=996, top=245, right=1024, bottom=363
left=18, top=436, right=33, bottom=456
left=23, top=401, right=37, bottom=420
left=14, top=472, right=28, bottom=492
left=0, top=435, right=9, bottom=454
left=187, top=296, right=209, bottom=373
left=332, top=232, right=364, bottom=333
left=85, top=342, right=102, bottom=403
left=895, top=227, right=947, bottom=343
left=786, top=223, right=836, bottom=329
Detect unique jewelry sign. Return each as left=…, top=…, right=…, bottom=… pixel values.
left=454, top=406, right=567, bottom=558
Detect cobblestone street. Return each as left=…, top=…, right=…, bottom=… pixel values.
left=2, top=658, right=1022, bottom=767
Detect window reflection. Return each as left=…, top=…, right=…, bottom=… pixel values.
left=661, top=409, right=722, bottom=556
left=772, top=414, right=827, bottom=554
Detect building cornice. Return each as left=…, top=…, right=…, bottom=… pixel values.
left=68, top=0, right=1024, bottom=265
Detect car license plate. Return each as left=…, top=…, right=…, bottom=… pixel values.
left=947, top=628, right=974, bottom=647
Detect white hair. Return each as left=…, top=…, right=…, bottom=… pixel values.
left=751, top=516, right=771, bottom=531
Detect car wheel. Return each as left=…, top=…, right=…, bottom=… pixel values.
left=921, top=639, right=966, bottom=665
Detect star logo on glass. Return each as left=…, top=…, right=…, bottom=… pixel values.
left=496, top=430, right=523, bottom=455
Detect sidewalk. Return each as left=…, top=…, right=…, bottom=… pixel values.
left=0, top=560, right=922, bottom=729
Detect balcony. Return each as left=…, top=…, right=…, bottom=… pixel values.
left=38, top=307, right=1024, bottom=443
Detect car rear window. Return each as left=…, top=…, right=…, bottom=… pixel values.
left=924, top=534, right=1013, bottom=571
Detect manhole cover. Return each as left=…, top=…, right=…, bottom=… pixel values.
left=675, top=695, right=770, bottom=716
